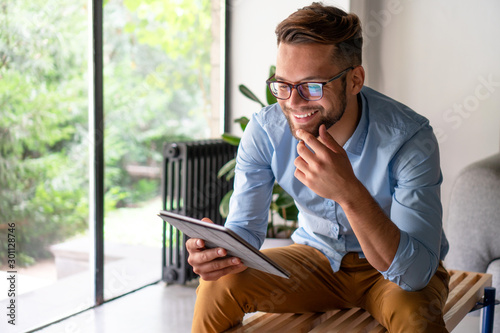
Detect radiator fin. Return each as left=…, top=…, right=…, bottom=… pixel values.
left=161, top=140, right=237, bottom=284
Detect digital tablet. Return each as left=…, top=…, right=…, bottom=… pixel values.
left=158, top=211, right=290, bottom=279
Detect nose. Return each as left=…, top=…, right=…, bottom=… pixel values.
left=287, top=87, right=309, bottom=108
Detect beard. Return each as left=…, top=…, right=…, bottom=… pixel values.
left=283, top=82, right=348, bottom=140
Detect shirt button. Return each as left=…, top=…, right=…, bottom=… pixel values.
left=332, top=224, right=339, bottom=236
left=327, top=201, right=334, bottom=207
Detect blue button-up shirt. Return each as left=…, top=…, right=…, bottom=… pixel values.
left=225, top=86, right=449, bottom=291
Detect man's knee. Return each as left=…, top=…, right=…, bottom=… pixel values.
left=197, top=271, right=245, bottom=299
left=381, top=289, right=447, bottom=332
left=197, top=269, right=262, bottom=311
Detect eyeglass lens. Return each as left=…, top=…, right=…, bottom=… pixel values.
left=269, top=82, right=323, bottom=101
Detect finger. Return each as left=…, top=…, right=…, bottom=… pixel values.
left=296, top=140, right=315, bottom=162
left=295, top=129, right=326, bottom=154
left=294, top=167, right=306, bottom=184
left=193, top=256, right=243, bottom=279
left=318, top=124, right=342, bottom=152
left=186, top=238, right=205, bottom=251
left=294, top=155, right=308, bottom=170
left=189, top=247, right=228, bottom=266
left=201, top=217, right=214, bottom=224
left=198, top=263, right=247, bottom=281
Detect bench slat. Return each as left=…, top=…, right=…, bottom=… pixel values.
left=350, top=314, right=384, bottom=333
left=237, top=313, right=293, bottom=332
left=445, top=270, right=478, bottom=313
left=274, top=312, right=330, bottom=332
left=309, top=308, right=371, bottom=333
left=445, top=270, right=492, bottom=332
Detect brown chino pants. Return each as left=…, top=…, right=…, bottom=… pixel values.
left=192, top=244, right=450, bottom=333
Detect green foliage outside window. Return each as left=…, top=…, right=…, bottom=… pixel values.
left=0, top=0, right=213, bottom=265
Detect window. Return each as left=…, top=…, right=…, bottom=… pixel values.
left=102, top=0, right=218, bottom=300
left=0, top=0, right=223, bottom=330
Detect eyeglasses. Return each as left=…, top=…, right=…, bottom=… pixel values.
left=266, top=66, right=354, bottom=101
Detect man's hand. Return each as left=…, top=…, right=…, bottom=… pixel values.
left=186, top=218, right=247, bottom=281
left=294, top=124, right=362, bottom=206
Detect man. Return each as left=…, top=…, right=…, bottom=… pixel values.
left=187, top=3, right=449, bottom=332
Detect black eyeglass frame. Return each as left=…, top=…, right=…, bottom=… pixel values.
left=266, top=66, right=355, bottom=101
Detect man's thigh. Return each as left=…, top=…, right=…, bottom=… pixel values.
left=361, top=263, right=450, bottom=333
left=197, top=244, right=353, bottom=314
left=193, top=244, right=355, bottom=332
left=254, top=244, right=354, bottom=313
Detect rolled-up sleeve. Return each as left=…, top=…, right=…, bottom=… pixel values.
left=382, top=126, right=445, bottom=291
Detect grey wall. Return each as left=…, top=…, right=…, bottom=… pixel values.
left=229, top=0, right=500, bottom=227
left=351, top=0, right=500, bottom=225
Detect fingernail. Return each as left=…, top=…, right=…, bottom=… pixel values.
left=217, top=249, right=225, bottom=256
left=296, top=129, right=302, bottom=136
left=196, top=240, right=202, bottom=247
left=232, top=258, right=240, bottom=264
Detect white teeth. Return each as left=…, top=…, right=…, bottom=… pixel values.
left=294, top=110, right=318, bottom=118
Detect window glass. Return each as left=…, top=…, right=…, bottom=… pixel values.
left=0, top=0, right=92, bottom=331
left=102, top=0, right=216, bottom=299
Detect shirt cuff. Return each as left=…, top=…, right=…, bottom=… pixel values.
left=381, top=230, right=438, bottom=291
left=381, top=231, right=416, bottom=290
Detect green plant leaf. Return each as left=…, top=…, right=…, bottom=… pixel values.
left=234, top=116, right=250, bottom=131
left=266, top=65, right=277, bottom=105
left=275, top=224, right=297, bottom=233
left=217, top=158, right=236, bottom=178
left=219, top=190, right=233, bottom=218
left=275, top=192, right=295, bottom=209
left=221, top=133, right=241, bottom=146
left=272, top=183, right=284, bottom=194
left=269, top=65, right=276, bottom=77
left=267, top=219, right=276, bottom=238
left=225, top=168, right=235, bottom=181
left=239, top=84, right=265, bottom=108
left=278, top=204, right=299, bottom=222
left=273, top=184, right=295, bottom=208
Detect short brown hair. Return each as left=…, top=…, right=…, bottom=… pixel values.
left=275, top=2, right=363, bottom=68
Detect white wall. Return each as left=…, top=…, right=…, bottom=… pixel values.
left=351, top=0, right=500, bottom=225
left=227, top=0, right=350, bottom=134
left=228, top=0, right=500, bottom=226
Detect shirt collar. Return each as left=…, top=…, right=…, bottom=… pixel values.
left=343, top=90, right=368, bottom=156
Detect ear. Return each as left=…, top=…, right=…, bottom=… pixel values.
left=348, top=66, right=365, bottom=96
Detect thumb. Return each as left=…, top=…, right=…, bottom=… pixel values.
left=201, top=217, right=214, bottom=224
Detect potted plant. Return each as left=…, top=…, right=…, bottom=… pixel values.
left=218, top=66, right=298, bottom=239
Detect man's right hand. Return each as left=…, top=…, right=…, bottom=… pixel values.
left=186, top=218, right=247, bottom=281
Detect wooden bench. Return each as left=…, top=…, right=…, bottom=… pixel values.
left=226, top=270, right=492, bottom=332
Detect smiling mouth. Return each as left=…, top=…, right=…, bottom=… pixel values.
left=293, top=110, right=319, bottom=119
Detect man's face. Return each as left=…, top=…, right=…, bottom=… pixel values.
left=275, top=43, right=348, bottom=139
